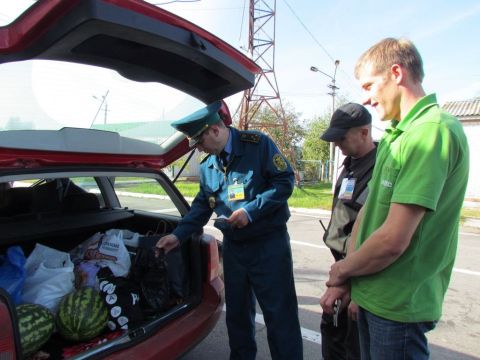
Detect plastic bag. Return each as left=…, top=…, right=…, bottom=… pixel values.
left=23, top=244, right=74, bottom=312
left=70, top=230, right=131, bottom=277
left=0, top=246, right=26, bottom=304
left=74, top=262, right=101, bottom=289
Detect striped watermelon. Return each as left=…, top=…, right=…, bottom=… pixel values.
left=57, top=287, right=108, bottom=341
left=16, top=304, right=55, bottom=356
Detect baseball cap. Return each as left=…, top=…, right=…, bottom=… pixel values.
left=320, top=103, right=372, bottom=142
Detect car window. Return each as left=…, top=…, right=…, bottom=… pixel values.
left=112, top=176, right=181, bottom=217
left=0, top=177, right=106, bottom=217
left=0, top=59, right=204, bottom=145
left=68, top=177, right=106, bottom=208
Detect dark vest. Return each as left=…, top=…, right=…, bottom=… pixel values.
left=323, top=145, right=377, bottom=258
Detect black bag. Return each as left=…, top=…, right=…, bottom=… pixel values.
left=130, top=247, right=170, bottom=314
left=97, top=267, right=144, bottom=331
left=138, top=235, right=187, bottom=299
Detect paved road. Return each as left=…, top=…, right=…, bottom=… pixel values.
left=118, top=194, right=480, bottom=359
left=182, top=210, right=480, bottom=360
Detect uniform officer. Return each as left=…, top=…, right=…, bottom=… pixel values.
left=156, top=101, right=303, bottom=360
left=319, top=103, right=376, bottom=360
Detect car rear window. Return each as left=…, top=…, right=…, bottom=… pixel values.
left=112, top=177, right=181, bottom=217
left=0, top=59, right=204, bottom=145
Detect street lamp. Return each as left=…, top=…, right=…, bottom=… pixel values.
left=310, top=60, right=340, bottom=184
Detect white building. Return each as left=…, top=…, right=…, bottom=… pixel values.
left=443, top=98, right=480, bottom=200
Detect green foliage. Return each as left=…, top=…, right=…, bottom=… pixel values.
left=302, top=115, right=330, bottom=162
left=234, top=101, right=306, bottom=166
left=301, top=95, right=353, bottom=171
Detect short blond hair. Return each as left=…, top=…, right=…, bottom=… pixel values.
left=355, top=38, right=424, bottom=83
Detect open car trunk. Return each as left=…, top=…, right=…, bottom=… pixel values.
left=0, top=170, right=213, bottom=359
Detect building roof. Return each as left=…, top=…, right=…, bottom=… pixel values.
left=443, top=98, right=480, bottom=122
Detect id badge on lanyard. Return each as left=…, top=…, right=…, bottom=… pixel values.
left=227, top=183, right=245, bottom=201
left=338, top=178, right=356, bottom=200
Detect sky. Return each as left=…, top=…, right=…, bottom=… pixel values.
left=151, top=0, right=480, bottom=125
left=1, top=0, right=479, bottom=130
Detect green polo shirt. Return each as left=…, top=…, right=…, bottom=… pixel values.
left=351, top=94, right=469, bottom=322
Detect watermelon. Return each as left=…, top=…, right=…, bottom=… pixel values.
left=16, top=303, right=55, bottom=357
left=57, top=287, right=108, bottom=341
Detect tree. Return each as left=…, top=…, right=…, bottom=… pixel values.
left=302, top=114, right=330, bottom=162
left=4, top=116, right=34, bottom=130
left=301, top=95, right=351, bottom=181
left=302, top=94, right=352, bottom=162
left=234, top=101, right=306, bottom=166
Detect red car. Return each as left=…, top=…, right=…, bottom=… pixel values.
left=0, top=1, right=259, bottom=359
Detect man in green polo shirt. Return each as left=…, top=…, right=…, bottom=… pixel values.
left=320, top=38, right=469, bottom=359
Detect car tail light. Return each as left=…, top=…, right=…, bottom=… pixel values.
left=202, top=234, right=220, bottom=282
left=0, top=300, right=18, bottom=359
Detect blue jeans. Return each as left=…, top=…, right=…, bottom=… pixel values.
left=357, top=307, right=437, bottom=360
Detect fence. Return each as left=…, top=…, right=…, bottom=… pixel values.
left=296, top=160, right=335, bottom=184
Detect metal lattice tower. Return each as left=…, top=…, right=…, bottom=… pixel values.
left=238, top=0, right=288, bottom=150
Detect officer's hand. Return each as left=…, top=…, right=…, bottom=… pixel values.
left=320, top=284, right=350, bottom=314
left=348, top=301, right=359, bottom=321
left=227, top=208, right=249, bottom=228
left=156, top=234, right=179, bottom=254
left=326, top=259, right=348, bottom=287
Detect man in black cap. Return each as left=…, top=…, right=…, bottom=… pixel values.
left=320, top=103, right=376, bottom=360
left=157, top=100, right=303, bottom=360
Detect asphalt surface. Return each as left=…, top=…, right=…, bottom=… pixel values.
left=181, top=209, right=480, bottom=360
left=118, top=194, right=480, bottom=359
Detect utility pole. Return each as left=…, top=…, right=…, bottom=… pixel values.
left=310, top=60, right=340, bottom=183
left=90, top=90, right=110, bottom=127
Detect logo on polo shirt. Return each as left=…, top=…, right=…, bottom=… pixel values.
left=381, top=179, right=393, bottom=188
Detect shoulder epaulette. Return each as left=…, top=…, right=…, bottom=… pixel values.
left=200, top=154, right=211, bottom=164
left=240, top=132, right=261, bottom=144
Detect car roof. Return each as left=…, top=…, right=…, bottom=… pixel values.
left=0, top=0, right=259, bottom=170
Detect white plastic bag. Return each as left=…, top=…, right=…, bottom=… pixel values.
left=71, top=230, right=131, bottom=277
left=22, top=244, right=75, bottom=312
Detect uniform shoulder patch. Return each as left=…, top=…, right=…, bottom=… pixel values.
left=273, top=153, right=288, bottom=171
left=240, top=132, right=260, bottom=143
left=200, top=154, right=211, bottom=164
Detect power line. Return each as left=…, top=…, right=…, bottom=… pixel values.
left=280, top=0, right=335, bottom=63
left=238, top=0, right=247, bottom=43
left=280, top=0, right=362, bottom=99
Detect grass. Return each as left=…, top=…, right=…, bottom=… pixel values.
left=288, top=182, right=333, bottom=209
left=125, top=180, right=333, bottom=209
left=125, top=181, right=200, bottom=197
left=121, top=180, right=480, bottom=218
left=461, top=208, right=480, bottom=220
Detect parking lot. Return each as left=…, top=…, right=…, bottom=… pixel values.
left=184, top=210, right=480, bottom=360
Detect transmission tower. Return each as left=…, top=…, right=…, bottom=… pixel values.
left=238, top=0, right=288, bottom=152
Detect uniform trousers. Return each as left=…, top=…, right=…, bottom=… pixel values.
left=222, top=228, right=303, bottom=360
